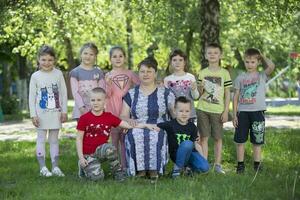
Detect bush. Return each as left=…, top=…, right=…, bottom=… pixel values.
left=0, top=95, right=21, bottom=115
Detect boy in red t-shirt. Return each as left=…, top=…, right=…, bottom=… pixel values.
left=76, top=87, right=156, bottom=181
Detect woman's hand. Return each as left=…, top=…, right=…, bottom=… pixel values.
left=32, top=117, right=39, bottom=127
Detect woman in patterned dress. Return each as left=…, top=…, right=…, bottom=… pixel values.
left=121, top=57, right=175, bottom=178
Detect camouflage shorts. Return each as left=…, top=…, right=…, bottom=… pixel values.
left=79, top=143, right=121, bottom=181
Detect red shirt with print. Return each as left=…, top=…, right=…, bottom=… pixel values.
left=77, top=111, right=121, bottom=154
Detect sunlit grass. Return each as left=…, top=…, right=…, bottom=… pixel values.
left=1, top=128, right=299, bottom=200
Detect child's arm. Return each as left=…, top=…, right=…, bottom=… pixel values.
left=261, top=55, right=275, bottom=76
left=70, top=77, right=86, bottom=114
left=232, top=89, right=240, bottom=128
left=191, top=81, right=200, bottom=100
left=135, top=123, right=160, bottom=131
left=104, top=72, right=113, bottom=97
left=194, top=141, right=204, bottom=157
left=76, top=131, right=88, bottom=167
left=120, top=100, right=138, bottom=127
left=29, top=75, right=39, bottom=127
left=221, top=87, right=230, bottom=123
left=60, top=71, right=68, bottom=123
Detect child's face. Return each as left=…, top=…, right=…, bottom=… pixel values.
left=38, top=54, right=55, bottom=72
left=171, top=55, right=185, bottom=72
left=205, top=47, right=222, bottom=64
left=244, top=56, right=259, bottom=73
left=81, top=47, right=96, bottom=66
left=110, top=49, right=125, bottom=68
left=90, top=92, right=106, bottom=113
left=175, top=102, right=191, bottom=124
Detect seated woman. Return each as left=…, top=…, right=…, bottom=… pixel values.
left=121, top=57, right=175, bottom=179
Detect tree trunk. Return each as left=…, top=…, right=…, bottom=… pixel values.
left=125, top=0, right=133, bottom=69
left=49, top=0, right=76, bottom=70
left=200, top=0, right=220, bottom=69
left=16, top=54, right=28, bottom=110
left=185, top=27, right=194, bottom=65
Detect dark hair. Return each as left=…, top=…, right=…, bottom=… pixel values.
left=109, top=46, right=126, bottom=58
left=37, top=45, right=56, bottom=67
left=80, top=42, right=99, bottom=55
left=167, top=48, right=188, bottom=74
left=137, top=57, right=158, bottom=72
left=205, top=43, right=223, bottom=53
left=175, top=96, right=191, bottom=107
left=244, top=48, right=261, bottom=60
left=90, top=87, right=106, bottom=95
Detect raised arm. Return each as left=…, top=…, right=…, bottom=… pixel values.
left=261, top=55, right=275, bottom=76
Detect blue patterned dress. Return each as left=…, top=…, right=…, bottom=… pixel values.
left=123, top=86, right=175, bottom=176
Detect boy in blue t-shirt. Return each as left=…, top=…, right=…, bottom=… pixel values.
left=233, top=48, right=275, bottom=174
left=157, top=96, right=209, bottom=178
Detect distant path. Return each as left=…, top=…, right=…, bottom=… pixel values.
left=0, top=115, right=299, bottom=141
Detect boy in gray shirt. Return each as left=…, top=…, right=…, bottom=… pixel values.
left=233, top=48, right=275, bottom=174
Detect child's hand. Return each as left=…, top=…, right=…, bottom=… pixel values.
left=191, top=81, right=197, bottom=91
left=79, top=106, right=87, bottom=115
left=105, top=73, right=113, bottom=85
left=79, top=157, right=88, bottom=168
left=145, top=124, right=160, bottom=132
left=32, top=117, right=39, bottom=127
left=233, top=116, right=238, bottom=128
left=221, top=111, right=228, bottom=123
left=61, top=113, right=67, bottom=123
left=127, top=119, right=138, bottom=127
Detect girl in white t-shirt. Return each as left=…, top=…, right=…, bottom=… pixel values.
left=164, top=49, right=199, bottom=120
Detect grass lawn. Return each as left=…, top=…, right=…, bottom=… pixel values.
left=266, top=105, right=300, bottom=116
left=0, top=128, right=299, bottom=200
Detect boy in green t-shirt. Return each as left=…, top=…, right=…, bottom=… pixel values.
left=197, top=43, right=232, bottom=174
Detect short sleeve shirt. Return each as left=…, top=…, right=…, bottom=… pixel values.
left=234, top=72, right=267, bottom=111
left=157, top=119, right=198, bottom=162
left=198, top=68, right=232, bottom=113
left=77, top=111, right=121, bottom=154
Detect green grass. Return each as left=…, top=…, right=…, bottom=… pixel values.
left=0, top=129, right=299, bottom=200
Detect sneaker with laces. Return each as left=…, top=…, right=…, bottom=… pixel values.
left=171, top=169, right=181, bottom=178
left=214, top=164, right=225, bottom=174
left=236, top=164, right=245, bottom=174
left=40, top=167, right=52, bottom=177
left=52, top=167, right=65, bottom=177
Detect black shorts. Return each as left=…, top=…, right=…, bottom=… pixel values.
left=234, top=111, right=265, bottom=145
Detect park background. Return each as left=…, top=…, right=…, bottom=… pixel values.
left=0, top=0, right=299, bottom=199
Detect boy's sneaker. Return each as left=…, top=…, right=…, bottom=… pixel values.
left=40, top=167, right=52, bottom=177
left=183, top=167, right=193, bottom=177
left=114, top=170, right=127, bottom=181
left=236, top=164, right=245, bottom=174
left=214, top=164, right=225, bottom=174
left=52, top=167, right=65, bottom=177
left=171, top=169, right=181, bottom=178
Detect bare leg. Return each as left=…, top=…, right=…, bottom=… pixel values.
left=200, top=137, right=209, bottom=159
left=236, top=143, right=245, bottom=162
left=214, top=138, right=222, bottom=165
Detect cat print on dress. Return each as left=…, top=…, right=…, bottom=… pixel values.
left=39, top=84, right=60, bottom=110
left=39, top=87, right=48, bottom=109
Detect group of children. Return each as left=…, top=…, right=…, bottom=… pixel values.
left=29, top=42, right=275, bottom=180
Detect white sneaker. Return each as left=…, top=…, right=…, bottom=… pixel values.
left=214, top=164, right=225, bottom=174
left=40, top=167, right=52, bottom=177
left=52, top=167, right=65, bottom=177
